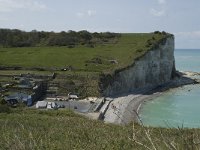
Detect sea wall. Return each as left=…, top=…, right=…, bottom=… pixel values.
left=100, top=36, right=175, bottom=96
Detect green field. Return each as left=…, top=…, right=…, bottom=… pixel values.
left=0, top=108, right=199, bottom=150
left=0, top=33, right=167, bottom=73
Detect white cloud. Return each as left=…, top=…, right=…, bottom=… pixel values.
left=76, top=10, right=96, bottom=18
left=150, top=8, right=165, bottom=17
left=0, top=0, right=47, bottom=12
left=158, top=0, right=166, bottom=4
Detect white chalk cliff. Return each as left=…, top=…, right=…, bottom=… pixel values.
left=100, top=36, right=175, bottom=96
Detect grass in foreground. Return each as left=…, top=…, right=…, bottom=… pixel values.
left=0, top=108, right=200, bottom=150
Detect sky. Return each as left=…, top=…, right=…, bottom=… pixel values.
left=0, top=0, right=200, bottom=48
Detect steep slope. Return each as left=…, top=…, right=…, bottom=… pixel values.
left=99, top=35, right=175, bottom=96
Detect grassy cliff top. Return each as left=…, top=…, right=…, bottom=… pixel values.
left=0, top=32, right=172, bottom=74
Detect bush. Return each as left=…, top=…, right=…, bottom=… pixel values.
left=154, top=31, right=161, bottom=34
left=86, top=57, right=102, bottom=64
left=162, top=31, right=167, bottom=35
left=136, top=49, right=143, bottom=53
left=0, top=98, right=7, bottom=105
left=67, top=44, right=75, bottom=48
left=0, top=105, right=10, bottom=113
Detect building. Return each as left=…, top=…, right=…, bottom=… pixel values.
left=5, top=93, right=32, bottom=106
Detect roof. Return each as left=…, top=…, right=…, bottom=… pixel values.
left=5, top=93, right=30, bottom=102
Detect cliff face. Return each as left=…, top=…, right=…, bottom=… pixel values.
left=100, top=36, right=175, bottom=96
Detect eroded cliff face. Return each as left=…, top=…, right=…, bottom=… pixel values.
left=100, top=36, right=175, bottom=96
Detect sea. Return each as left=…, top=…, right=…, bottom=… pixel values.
left=140, top=49, right=200, bottom=128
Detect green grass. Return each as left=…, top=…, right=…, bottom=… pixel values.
left=0, top=33, right=166, bottom=73
left=0, top=108, right=200, bottom=150
left=0, top=70, right=53, bottom=75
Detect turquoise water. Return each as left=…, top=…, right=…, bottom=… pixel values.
left=140, top=49, right=200, bottom=128
left=175, top=49, right=200, bottom=72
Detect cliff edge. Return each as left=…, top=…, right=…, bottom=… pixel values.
left=99, top=34, right=176, bottom=96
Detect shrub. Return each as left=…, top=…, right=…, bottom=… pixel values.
left=0, top=105, right=10, bottom=113
left=154, top=31, right=161, bottom=34
left=0, top=98, right=7, bottom=105
left=162, top=31, right=167, bottom=35
left=136, top=49, right=143, bottom=53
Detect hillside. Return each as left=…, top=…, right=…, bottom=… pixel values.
left=0, top=108, right=199, bottom=150
left=0, top=31, right=170, bottom=73
left=0, top=31, right=172, bottom=97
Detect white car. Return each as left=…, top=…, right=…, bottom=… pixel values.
left=47, top=102, right=57, bottom=109
left=36, top=101, right=47, bottom=109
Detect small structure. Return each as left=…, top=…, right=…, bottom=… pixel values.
left=36, top=101, right=47, bottom=109
left=61, top=65, right=74, bottom=71
left=68, top=93, right=79, bottom=99
left=109, top=60, right=118, bottom=64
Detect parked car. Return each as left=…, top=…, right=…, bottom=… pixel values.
left=47, top=102, right=52, bottom=109
left=47, top=102, right=57, bottom=109
left=57, top=104, right=65, bottom=108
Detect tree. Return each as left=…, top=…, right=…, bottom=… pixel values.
left=78, top=30, right=92, bottom=44
left=0, top=28, right=120, bottom=47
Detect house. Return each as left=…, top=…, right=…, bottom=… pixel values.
left=4, top=93, right=32, bottom=106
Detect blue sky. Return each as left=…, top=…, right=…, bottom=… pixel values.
left=0, top=0, right=200, bottom=48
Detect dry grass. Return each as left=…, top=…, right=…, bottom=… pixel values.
left=0, top=108, right=200, bottom=150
